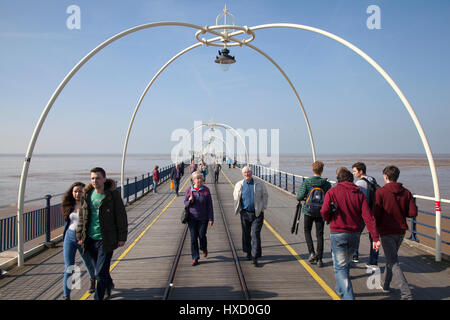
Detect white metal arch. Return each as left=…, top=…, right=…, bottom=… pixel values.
left=17, top=21, right=442, bottom=266
left=120, top=40, right=317, bottom=200
left=175, top=122, right=249, bottom=161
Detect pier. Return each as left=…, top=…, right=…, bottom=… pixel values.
left=0, top=166, right=448, bottom=300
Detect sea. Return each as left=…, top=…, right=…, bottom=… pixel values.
left=1, top=153, right=449, bottom=217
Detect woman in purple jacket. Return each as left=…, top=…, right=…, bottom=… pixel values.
left=184, top=171, right=214, bottom=266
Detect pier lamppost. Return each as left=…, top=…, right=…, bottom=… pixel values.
left=17, top=5, right=442, bottom=268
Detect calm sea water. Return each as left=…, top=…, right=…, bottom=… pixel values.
left=1, top=153, right=449, bottom=208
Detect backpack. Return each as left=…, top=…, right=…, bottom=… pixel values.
left=304, top=187, right=325, bottom=216
left=361, top=177, right=380, bottom=209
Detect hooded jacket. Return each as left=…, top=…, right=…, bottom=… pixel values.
left=373, top=182, right=417, bottom=236
left=320, top=181, right=379, bottom=242
left=76, top=179, right=128, bottom=253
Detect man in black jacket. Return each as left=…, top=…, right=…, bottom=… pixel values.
left=77, top=167, right=128, bottom=300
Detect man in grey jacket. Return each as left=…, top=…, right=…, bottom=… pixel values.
left=233, top=166, right=268, bottom=266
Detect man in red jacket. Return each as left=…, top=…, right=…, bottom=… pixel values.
left=373, top=165, right=417, bottom=300
left=321, top=167, right=380, bottom=300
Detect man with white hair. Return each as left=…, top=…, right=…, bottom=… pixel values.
left=233, top=166, right=268, bottom=266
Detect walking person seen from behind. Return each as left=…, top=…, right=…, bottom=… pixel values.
left=351, top=162, right=380, bottom=267
left=320, top=167, right=380, bottom=300
left=296, top=161, right=331, bottom=268
left=373, top=165, right=417, bottom=300
left=184, top=171, right=214, bottom=266
left=76, top=167, right=128, bottom=300
left=62, top=182, right=96, bottom=300
left=152, top=165, right=160, bottom=194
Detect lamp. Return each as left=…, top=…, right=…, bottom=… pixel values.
left=215, top=48, right=236, bottom=71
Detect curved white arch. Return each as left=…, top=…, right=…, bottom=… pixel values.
left=174, top=122, right=250, bottom=162
left=15, top=21, right=229, bottom=266
left=120, top=40, right=317, bottom=199
left=247, top=23, right=441, bottom=261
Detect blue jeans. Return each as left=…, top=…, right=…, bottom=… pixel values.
left=354, top=219, right=379, bottom=265
left=86, top=237, right=114, bottom=300
left=330, top=232, right=359, bottom=300
left=153, top=180, right=158, bottom=193
left=188, top=219, right=208, bottom=260
left=63, top=229, right=96, bottom=298
left=240, top=211, right=264, bottom=259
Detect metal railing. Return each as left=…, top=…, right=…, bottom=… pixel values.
left=246, top=163, right=450, bottom=251
left=0, top=163, right=178, bottom=253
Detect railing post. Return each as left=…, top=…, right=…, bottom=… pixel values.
left=44, top=194, right=51, bottom=244
left=279, top=171, right=281, bottom=188
left=285, top=173, right=288, bottom=190
left=126, top=178, right=130, bottom=204
left=408, top=198, right=419, bottom=242
left=292, top=175, right=296, bottom=194
left=135, top=176, right=138, bottom=200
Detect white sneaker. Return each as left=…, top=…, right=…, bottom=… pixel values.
left=366, top=264, right=379, bottom=270
left=376, top=285, right=390, bottom=293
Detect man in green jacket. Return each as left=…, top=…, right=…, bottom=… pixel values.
left=77, top=167, right=128, bottom=300
left=297, top=161, right=331, bottom=267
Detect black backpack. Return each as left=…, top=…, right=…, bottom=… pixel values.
left=304, top=187, right=325, bottom=216
left=361, top=177, right=380, bottom=209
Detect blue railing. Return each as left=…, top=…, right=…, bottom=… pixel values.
left=0, top=163, right=178, bottom=253
left=247, top=163, right=450, bottom=249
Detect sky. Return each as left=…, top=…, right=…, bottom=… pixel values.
left=1, top=0, right=450, bottom=156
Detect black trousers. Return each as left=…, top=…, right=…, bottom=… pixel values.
left=240, top=211, right=264, bottom=259
left=303, top=214, right=325, bottom=260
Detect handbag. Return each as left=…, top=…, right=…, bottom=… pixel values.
left=181, top=206, right=190, bottom=224
left=170, top=180, right=174, bottom=190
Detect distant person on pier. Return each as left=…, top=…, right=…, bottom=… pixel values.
left=200, top=161, right=208, bottom=181
left=76, top=167, right=128, bottom=300
left=296, top=161, right=331, bottom=268
left=373, top=165, right=417, bottom=300
left=352, top=162, right=380, bottom=267
left=180, top=161, right=185, bottom=176
left=184, top=171, right=214, bottom=266
left=320, top=167, right=380, bottom=300
left=214, top=162, right=221, bottom=183
left=171, top=163, right=182, bottom=196
left=227, top=157, right=232, bottom=168
left=233, top=166, right=268, bottom=267
left=61, top=182, right=96, bottom=300
left=152, top=165, right=160, bottom=194
left=189, top=160, right=198, bottom=175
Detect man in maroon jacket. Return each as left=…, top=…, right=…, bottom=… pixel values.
left=373, top=165, right=417, bottom=300
left=321, top=167, right=380, bottom=300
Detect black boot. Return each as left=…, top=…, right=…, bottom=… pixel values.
left=88, top=279, right=96, bottom=294
left=104, top=281, right=114, bottom=300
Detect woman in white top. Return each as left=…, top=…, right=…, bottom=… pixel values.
left=62, top=182, right=96, bottom=300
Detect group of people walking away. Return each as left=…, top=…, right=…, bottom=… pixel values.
left=62, top=159, right=416, bottom=301
left=297, top=161, right=417, bottom=300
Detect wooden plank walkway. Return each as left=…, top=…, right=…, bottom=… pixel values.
left=0, top=166, right=448, bottom=300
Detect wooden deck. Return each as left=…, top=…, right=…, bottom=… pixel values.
left=0, top=166, right=449, bottom=300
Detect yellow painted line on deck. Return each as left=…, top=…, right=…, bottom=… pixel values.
left=221, top=169, right=340, bottom=300
left=80, top=177, right=190, bottom=300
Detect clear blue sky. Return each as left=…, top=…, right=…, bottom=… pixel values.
left=1, top=0, right=449, bottom=155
